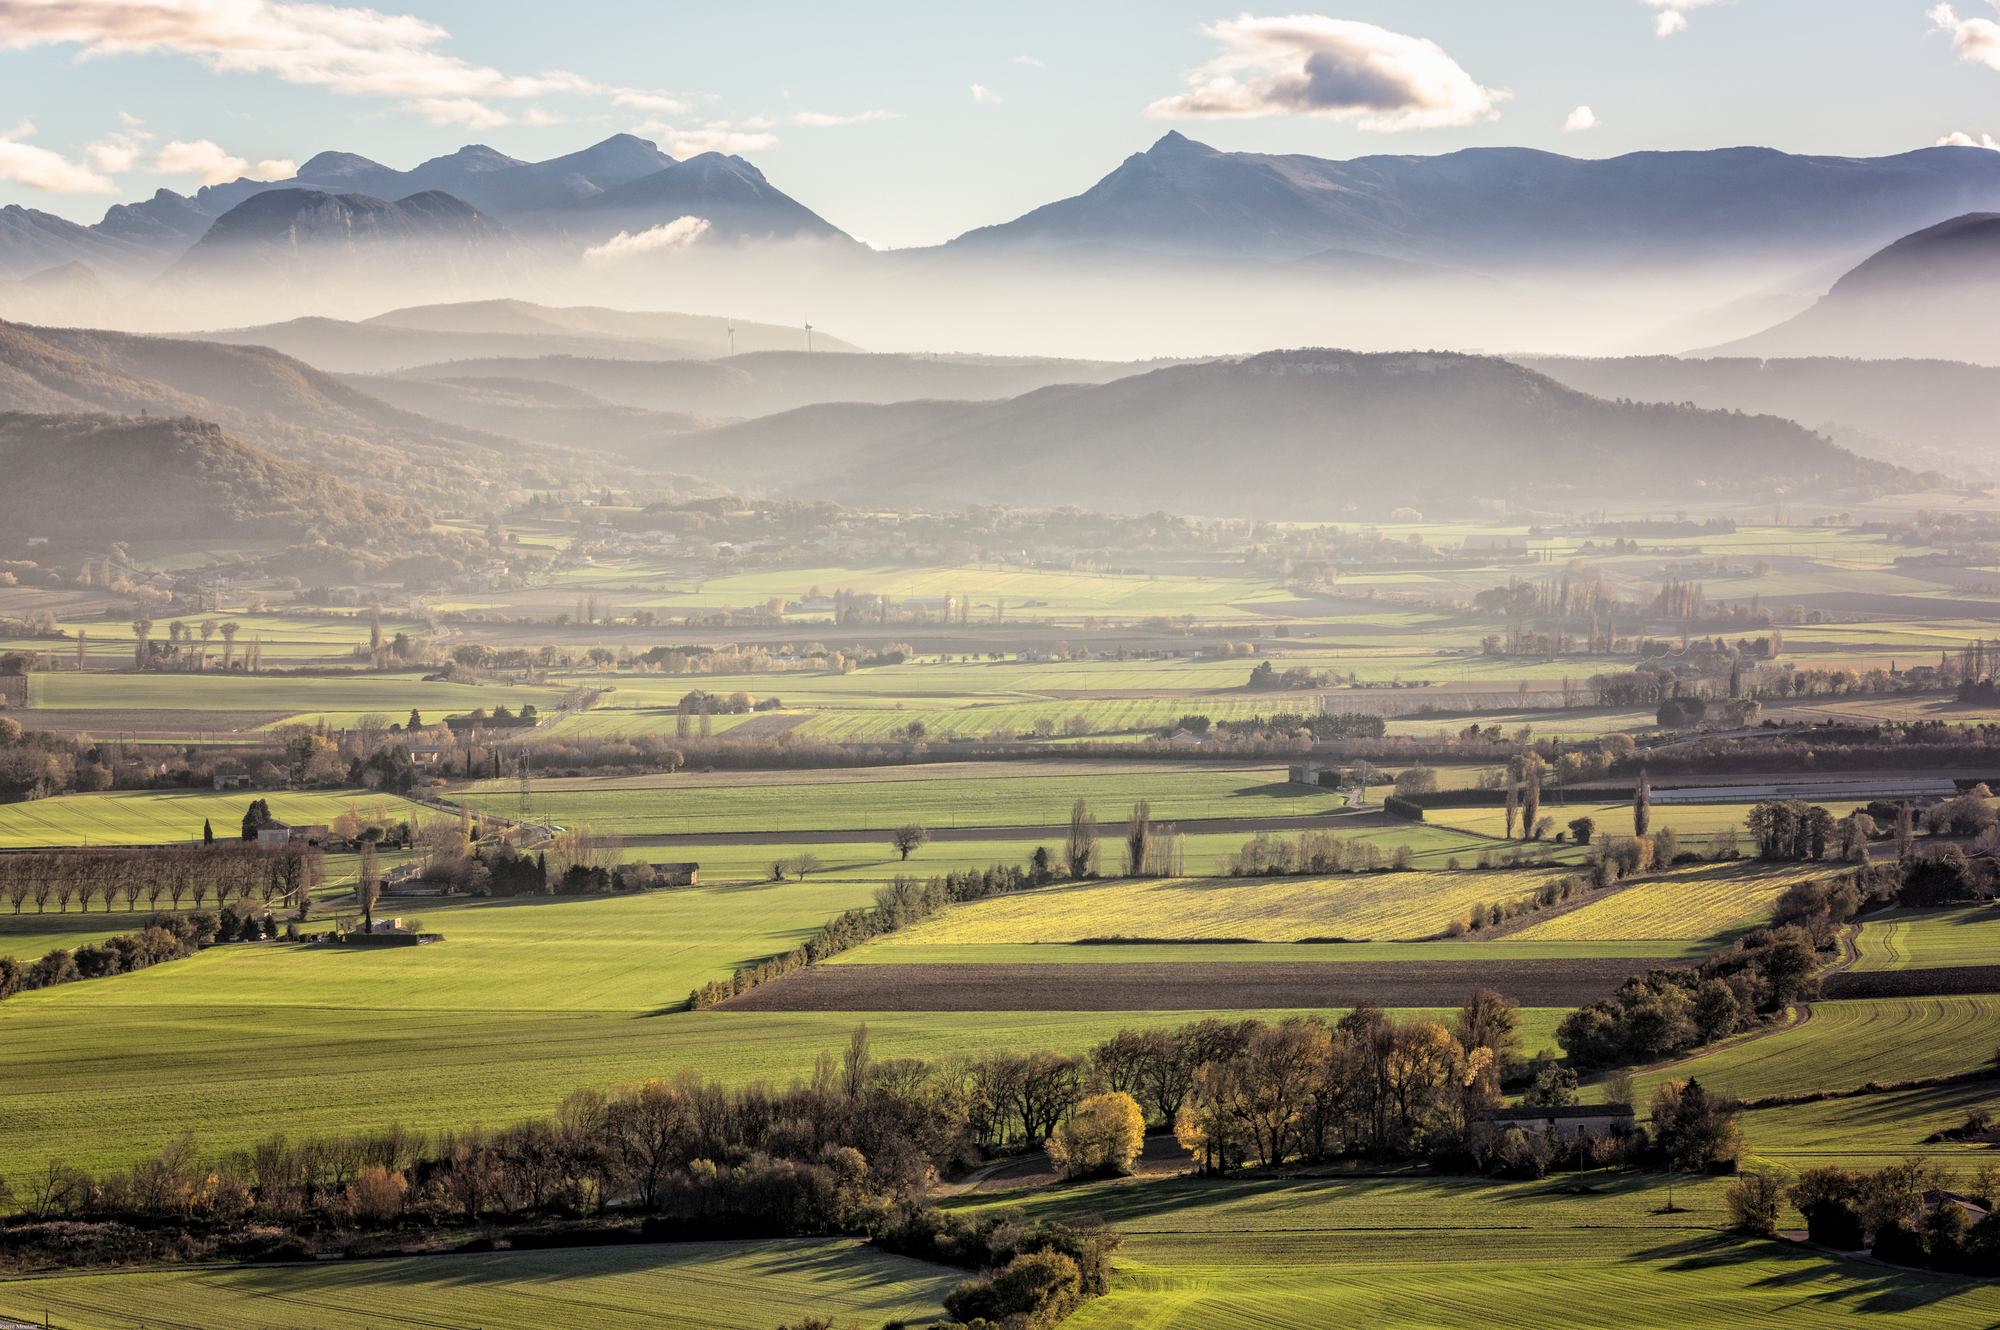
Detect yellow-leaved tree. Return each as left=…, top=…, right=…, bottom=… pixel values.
left=1047, top=1092, right=1145, bottom=1179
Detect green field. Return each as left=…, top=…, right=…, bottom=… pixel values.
left=871, top=866, right=1576, bottom=946
left=0, top=788, right=423, bottom=849
left=30, top=669, right=568, bottom=726
left=1851, top=905, right=2000, bottom=970
left=471, top=763, right=1350, bottom=835
left=1628, top=997, right=2000, bottom=1110
left=1, top=1238, right=961, bottom=1330
left=948, top=1171, right=2000, bottom=1329
left=1743, top=1076, right=2000, bottom=1171
left=1510, top=863, right=1818, bottom=942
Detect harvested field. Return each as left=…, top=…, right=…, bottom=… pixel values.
left=1822, top=965, right=2000, bottom=999
left=715, top=958, right=1652, bottom=1012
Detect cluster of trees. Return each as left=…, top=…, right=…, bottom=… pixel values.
left=1557, top=909, right=1843, bottom=1067
left=1220, top=828, right=1409, bottom=875
left=0, top=912, right=221, bottom=1001
left=1739, top=1157, right=2000, bottom=1275
left=880, top=1209, right=1122, bottom=1330
left=0, top=844, right=320, bottom=917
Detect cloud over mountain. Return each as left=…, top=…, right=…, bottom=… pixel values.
left=1146, top=16, right=1505, bottom=130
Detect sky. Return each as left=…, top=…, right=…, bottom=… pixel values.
left=4, top=0, right=2000, bottom=247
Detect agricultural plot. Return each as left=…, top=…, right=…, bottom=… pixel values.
left=830, top=938, right=1718, bottom=966
left=1426, top=799, right=1868, bottom=846
left=0, top=1001, right=1503, bottom=1180
left=468, top=764, right=1349, bottom=836
left=1851, top=906, right=2000, bottom=970
left=1508, top=862, right=1819, bottom=942
left=1629, top=996, right=2000, bottom=1108
left=1743, top=1077, right=2000, bottom=1170
left=949, top=1172, right=2000, bottom=1330
left=721, top=957, right=1661, bottom=1012
left=0, top=788, right=423, bottom=849
left=32, top=671, right=566, bottom=722
left=2, top=1238, right=962, bottom=1330
left=870, top=866, right=1572, bottom=946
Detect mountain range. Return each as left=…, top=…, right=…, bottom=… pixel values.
left=946, top=132, right=2000, bottom=267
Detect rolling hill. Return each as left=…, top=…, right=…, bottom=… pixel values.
left=644, top=349, right=1915, bottom=517
left=1704, top=213, right=2000, bottom=364
left=0, top=412, right=426, bottom=542
left=338, top=374, right=720, bottom=455
left=393, top=349, right=1189, bottom=416
left=177, top=301, right=862, bottom=372
left=0, top=320, right=694, bottom=508
left=1513, top=353, right=2000, bottom=479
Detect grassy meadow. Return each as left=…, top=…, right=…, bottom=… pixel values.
left=1509, top=862, right=1821, bottom=942
left=0, top=788, right=422, bottom=849
left=0, top=1238, right=963, bottom=1330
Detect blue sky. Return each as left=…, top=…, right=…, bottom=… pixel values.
left=4, top=0, right=2000, bottom=247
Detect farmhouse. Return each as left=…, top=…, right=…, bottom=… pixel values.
left=1287, top=760, right=1338, bottom=786
left=213, top=773, right=253, bottom=790
left=652, top=862, right=700, bottom=886
left=1168, top=729, right=1206, bottom=749
left=258, top=823, right=330, bottom=848
left=1482, top=1103, right=1636, bottom=1140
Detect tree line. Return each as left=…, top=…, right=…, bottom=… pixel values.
left=0, top=844, right=320, bottom=917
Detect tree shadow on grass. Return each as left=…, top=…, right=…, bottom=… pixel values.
left=190, top=1235, right=961, bottom=1300
left=1634, top=1232, right=1997, bottom=1317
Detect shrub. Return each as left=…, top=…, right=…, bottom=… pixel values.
left=1871, top=1222, right=1927, bottom=1268
left=345, top=1165, right=407, bottom=1224
left=1725, top=1170, right=1785, bottom=1236
left=945, top=1249, right=1084, bottom=1330
left=1046, top=1093, right=1144, bottom=1179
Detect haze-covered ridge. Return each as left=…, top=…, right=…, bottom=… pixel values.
left=651, top=348, right=1912, bottom=517
left=950, top=132, right=2000, bottom=266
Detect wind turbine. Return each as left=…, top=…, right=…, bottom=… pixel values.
left=725, top=322, right=736, bottom=356
left=804, top=319, right=813, bottom=353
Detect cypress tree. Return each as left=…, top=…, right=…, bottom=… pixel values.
left=203, top=818, right=214, bottom=845
left=1635, top=769, right=1652, bottom=838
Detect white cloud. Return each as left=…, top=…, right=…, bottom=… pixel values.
left=971, top=83, right=1003, bottom=104
left=117, top=109, right=145, bottom=126
left=582, top=215, right=711, bottom=262
left=792, top=109, right=898, bottom=127
left=1012, top=55, right=1043, bottom=67
left=1930, top=4, right=2000, bottom=70
left=0, top=120, right=116, bottom=192
left=1563, top=105, right=1598, bottom=132
left=1642, top=1, right=1722, bottom=38
left=1145, top=15, right=1506, bottom=130
left=154, top=138, right=293, bottom=183
left=404, top=95, right=513, bottom=129
left=613, top=90, right=690, bottom=114
left=645, top=122, right=777, bottom=156
left=0, top=0, right=704, bottom=129
left=87, top=125, right=151, bottom=171
left=1938, top=129, right=2000, bottom=148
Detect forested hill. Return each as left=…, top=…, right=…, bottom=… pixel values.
left=653, top=350, right=1916, bottom=519
left=0, top=413, right=429, bottom=542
